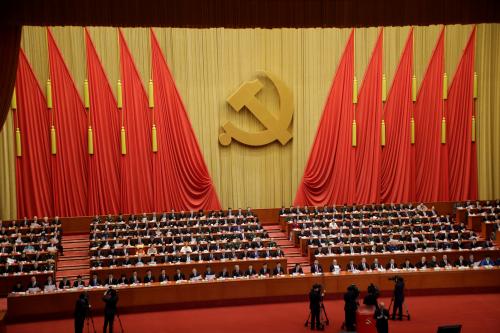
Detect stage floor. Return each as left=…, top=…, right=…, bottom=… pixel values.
left=6, top=293, right=500, bottom=333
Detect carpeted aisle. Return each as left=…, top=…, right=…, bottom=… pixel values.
left=7, top=293, right=500, bottom=333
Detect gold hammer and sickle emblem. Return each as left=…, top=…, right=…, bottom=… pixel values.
left=219, top=71, right=293, bottom=146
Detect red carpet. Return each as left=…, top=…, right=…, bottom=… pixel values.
left=7, top=293, right=500, bottom=333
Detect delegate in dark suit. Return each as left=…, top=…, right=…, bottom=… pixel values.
left=374, top=304, right=390, bottom=333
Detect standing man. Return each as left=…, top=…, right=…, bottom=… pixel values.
left=103, top=287, right=119, bottom=333
left=392, top=277, right=405, bottom=320
left=74, top=292, right=89, bottom=333
left=308, top=284, right=323, bottom=330
left=374, top=302, right=389, bottom=333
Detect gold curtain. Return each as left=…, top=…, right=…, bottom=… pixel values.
left=0, top=111, right=17, bottom=219
left=1, top=23, right=497, bottom=214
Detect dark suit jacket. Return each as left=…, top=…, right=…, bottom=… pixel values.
left=59, top=280, right=71, bottom=289
left=218, top=271, right=230, bottom=278
left=89, top=279, right=101, bottom=287
left=454, top=259, right=469, bottom=267
left=143, top=275, right=154, bottom=283
left=26, top=282, right=40, bottom=290
left=400, top=262, right=414, bottom=269
left=357, top=263, right=369, bottom=271
left=273, top=267, right=284, bottom=275
left=311, top=264, right=323, bottom=274
left=173, top=273, right=185, bottom=281
left=73, top=280, right=85, bottom=288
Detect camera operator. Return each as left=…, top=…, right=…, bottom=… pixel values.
left=363, top=283, right=380, bottom=309
left=391, top=276, right=405, bottom=320
left=309, top=284, right=324, bottom=330
left=343, top=284, right=359, bottom=331
left=103, top=287, right=119, bottom=333
left=74, top=292, right=90, bottom=333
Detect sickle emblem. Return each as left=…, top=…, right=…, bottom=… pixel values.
left=219, top=71, right=293, bottom=146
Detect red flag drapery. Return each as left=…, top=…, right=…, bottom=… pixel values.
left=150, top=29, right=221, bottom=211
left=294, top=30, right=355, bottom=206
left=380, top=28, right=415, bottom=203
left=447, top=26, right=478, bottom=201
left=355, top=29, right=383, bottom=204
left=47, top=28, right=88, bottom=217
left=14, top=49, right=54, bottom=218
left=415, top=28, right=450, bottom=202
left=85, top=28, right=122, bottom=215
left=119, top=29, right=154, bottom=214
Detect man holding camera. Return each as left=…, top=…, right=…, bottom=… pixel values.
left=343, top=284, right=359, bottom=331
left=391, top=276, right=405, bottom=320
left=309, top=284, right=323, bottom=330
left=74, top=292, right=90, bottom=333
left=103, top=287, right=119, bottom=333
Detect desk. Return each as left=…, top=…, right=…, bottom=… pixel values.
left=482, top=222, right=495, bottom=239
left=0, top=271, right=53, bottom=296
left=456, top=208, right=467, bottom=225
left=7, top=267, right=500, bottom=322
left=90, top=258, right=287, bottom=281
left=314, top=249, right=500, bottom=269
left=468, top=215, right=483, bottom=232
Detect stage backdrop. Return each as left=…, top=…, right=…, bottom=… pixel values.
left=1, top=24, right=500, bottom=218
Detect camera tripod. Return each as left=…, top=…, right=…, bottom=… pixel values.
left=86, top=307, right=97, bottom=333
left=388, top=297, right=411, bottom=321
left=304, top=302, right=329, bottom=330
left=116, top=310, right=125, bottom=333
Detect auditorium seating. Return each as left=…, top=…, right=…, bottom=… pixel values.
left=4, top=201, right=500, bottom=314
left=279, top=202, right=499, bottom=268
left=88, top=209, right=287, bottom=284
left=0, top=217, right=61, bottom=295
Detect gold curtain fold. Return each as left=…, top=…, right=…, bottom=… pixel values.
left=7, top=23, right=499, bottom=212
left=0, top=111, right=17, bottom=219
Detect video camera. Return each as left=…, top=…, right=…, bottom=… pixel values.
left=388, top=275, right=404, bottom=282
left=347, top=284, right=360, bottom=298
left=311, top=283, right=325, bottom=299
left=105, top=286, right=118, bottom=297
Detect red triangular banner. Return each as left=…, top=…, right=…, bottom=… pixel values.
left=47, top=27, right=88, bottom=216
left=380, top=28, right=415, bottom=203
left=85, top=28, right=122, bottom=215
left=15, top=49, right=54, bottom=218
left=447, top=26, right=477, bottom=200
left=294, top=30, right=355, bottom=206
left=150, top=29, right=221, bottom=211
left=355, top=29, right=383, bottom=204
left=119, top=29, right=154, bottom=214
left=415, top=28, right=450, bottom=201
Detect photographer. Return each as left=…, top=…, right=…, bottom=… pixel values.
left=343, top=284, right=359, bottom=331
left=363, top=283, right=380, bottom=309
left=103, top=287, right=119, bottom=333
left=308, top=284, right=323, bottom=330
left=391, top=276, right=405, bottom=320
left=74, top=292, right=90, bottom=333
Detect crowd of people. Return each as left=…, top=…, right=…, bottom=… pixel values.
left=310, top=253, right=497, bottom=275
left=0, top=216, right=62, bottom=276
left=282, top=203, right=496, bottom=258
left=89, top=208, right=287, bottom=269
left=6, top=201, right=499, bottom=296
